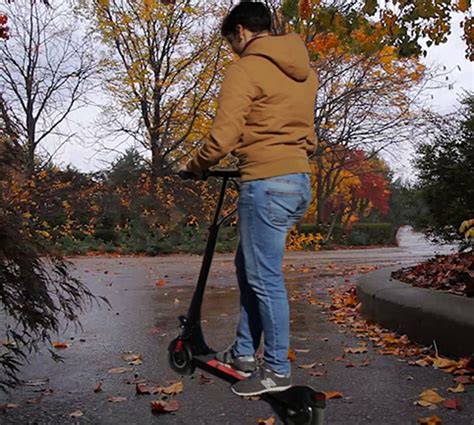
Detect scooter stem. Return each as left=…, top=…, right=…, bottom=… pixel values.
left=186, top=176, right=230, bottom=324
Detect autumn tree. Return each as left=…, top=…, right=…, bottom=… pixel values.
left=0, top=93, right=107, bottom=391
left=79, top=0, right=229, bottom=180
left=0, top=0, right=97, bottom=177
left=413, top=93, right=474, bottom=243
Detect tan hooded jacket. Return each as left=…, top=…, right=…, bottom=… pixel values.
left=187, top=33, right=318, bottom=181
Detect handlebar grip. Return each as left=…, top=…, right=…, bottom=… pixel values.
left=178, top=170, right=196, bottom=180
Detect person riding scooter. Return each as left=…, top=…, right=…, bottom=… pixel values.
left=182, top=1, right=318, bottom=397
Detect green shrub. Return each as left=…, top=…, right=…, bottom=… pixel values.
left=347, top=223, right=396, bottom=246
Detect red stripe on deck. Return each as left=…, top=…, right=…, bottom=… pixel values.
left=206, top=359, right=244, bottom=380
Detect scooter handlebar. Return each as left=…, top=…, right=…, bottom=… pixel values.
left=178, top=169, right=240, bottom=180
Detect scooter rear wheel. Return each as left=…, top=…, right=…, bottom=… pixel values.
left=168, top=338, right=195, bottom=376
left=284, top=404, right=324, bottom=425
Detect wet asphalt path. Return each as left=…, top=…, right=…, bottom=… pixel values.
left=0, top=228, right=472, bottom=425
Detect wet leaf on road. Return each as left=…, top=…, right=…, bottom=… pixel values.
left=199, top=374, right=214, bottom=385
left=298, top=362, right=317, bottom=369
left=150, top=399, right=180, bottom=413
left=287, top=348, right=297, bottom=362
left=447, top=383, right=465, bottom=393
left=415, top=389, right=445, bottom=407
left=136, top=383, right=162, bottom=395
left=294, top=349, right=310, bottom=353
left=344, top=346, right=368, bottom=354
left=94, top=382, right=103, bottom=393
left=453, top=376, right=474, bottom=385
left=108, top=367, right=133, bottom=374
left=443, top=398, right=462, bottom=410
left=323, top=391, right=343, bottom=400
left=0, top=403, right=19, bottom=411
left=161, top=381, right=184, bottom=395
left=417, top=415, right=442, bottom=425
left=70, top=410, right=84, bottom=418
left=108, top=396, right=128, bottom=403
left=309, top=371, right=326, bottom=377
left=345, top=360, right=372, bottom=368
left=156, top=279, right=166, bottom=287
left=52, top=341, right=69, bottom=349
left=257, top=416, right=276, bottom=425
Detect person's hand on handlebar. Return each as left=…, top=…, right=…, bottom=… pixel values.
left=178, top=164, right=202, bottom=180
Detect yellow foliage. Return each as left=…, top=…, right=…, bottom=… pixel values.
left=286, top=227, right=323, bottom=251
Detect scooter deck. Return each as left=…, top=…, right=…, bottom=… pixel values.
left=193, top=354, right=326, bottom=425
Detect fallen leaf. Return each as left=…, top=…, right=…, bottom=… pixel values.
left=174, top=298, right=180, bottom=304
left=415, top=389, right=445, bottom=407
left=447, top=383, right=465, bottom=393
left=52, top=341, right=69, bottom=349
left=199, top=374, right=214, bottom=385
left=93, top=382, right=103, bottom=393
left=156, top=279, right=166, bottom=287
left=298, top=362, right=317, bottom=369
left=323, top=391, right=343, bottom=400
left=345, top=360, right=371, bottom=368
left=108, top=396, right=128, bottom=403
left=136, top=383, right=161, bottom=395
left=287, top=348, right=297, bottom=362
left=294, top=349, right=310, bottom=353
left=150, top=399, right=180, bottom=413
left=417, top=415, right=442, bottom=425
left=0, top=403, right=19, bottom=410
left=108, top=367, right=133, bottom=374
left=70, top=410, right=84, bottom=418
left=121, top=353, right=142, bottom=363
left=309, top=371, right=326, bottom=377
left=161, top=381, right=184, bottom=395
left=344, top=347, right=368, bottom=354
left=258, top=416, right=276, bottom=425
left=443, top=398, right=462, bottom=410
left=453, top=376, right=474, bottom=385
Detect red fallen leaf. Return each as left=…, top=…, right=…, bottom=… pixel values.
left=136, top=383, right=162, bottom=395
left=108, top=396, right=127, bottom=403
left=52, top=341, right=69, bottom=349
left=453, top=376, right=474, bottom=385
left=334, top=356, right=347, bottom=362
left=199, top=374, right=214, bottom=385
left=150, top=399, right=180, bottom=413
left=443, top=398, right=462, bottom=411
left=156, top=279, right=166, bottom=287
left=93, top=382, right=103, bottom=393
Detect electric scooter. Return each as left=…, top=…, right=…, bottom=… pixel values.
left=168, top=169, right=326, bottom=425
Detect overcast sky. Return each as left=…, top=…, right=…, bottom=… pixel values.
left=44, top=13, right=474, bottom=179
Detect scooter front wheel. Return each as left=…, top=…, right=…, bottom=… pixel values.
left=168, top=338, right=195, bottom=376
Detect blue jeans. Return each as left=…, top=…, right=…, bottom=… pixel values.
left=233, top=173, right=312, bottom=375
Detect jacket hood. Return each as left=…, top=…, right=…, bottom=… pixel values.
left=242, top=33, right=310, bottom=82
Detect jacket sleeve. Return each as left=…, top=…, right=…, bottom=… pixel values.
left=187, top=63, right=258, bottom=175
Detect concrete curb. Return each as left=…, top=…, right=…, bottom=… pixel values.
left=356, top=267, right=474, bottom=358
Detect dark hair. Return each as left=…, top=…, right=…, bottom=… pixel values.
left=221, top=2, right=272, bottom=37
